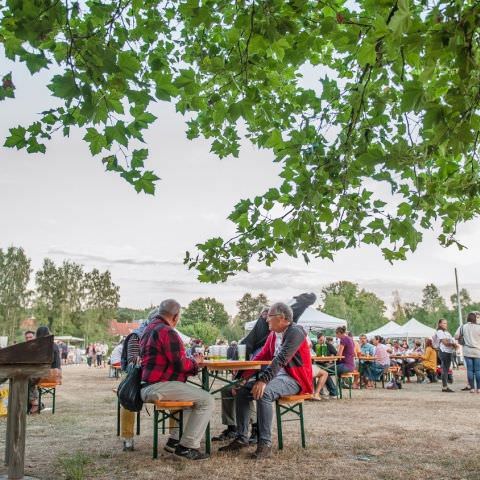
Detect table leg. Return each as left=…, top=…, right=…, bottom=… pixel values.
left=202, top=367, right=211, bottom=454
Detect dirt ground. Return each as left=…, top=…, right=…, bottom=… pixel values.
left=1, top=364, right=479, bottom=480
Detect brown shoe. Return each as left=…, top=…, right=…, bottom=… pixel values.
left=218, top=438, right=249, bottom=453
left=252, top=443, right=272, bottom=459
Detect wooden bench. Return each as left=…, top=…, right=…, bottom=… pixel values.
left=151, top=400, right=194, bottom=459
left=275, top=394, right=312, bottom=449
left=37, top=381, right=60, bottom=414
left=113, top=388, right=141, bottom=437
left=339, top=372, right=358, bottom=399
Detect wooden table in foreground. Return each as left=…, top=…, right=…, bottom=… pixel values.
left=0, top=336, right=53, bottom=480
left=311, top=355, right=344, bottom=363
left=197, top=360, right=271, bottom=454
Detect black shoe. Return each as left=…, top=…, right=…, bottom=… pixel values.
left=442, top=387, right=455, bottom=393
left=212, top=427, right=237, bottom=442
left=174, top=444, right=209, bottom=460
left=164, top=437, right=179, bottom=453
left=218, top=438, right=250, bottom=453
left=461, top=386, right=472, bottom=391
left=248, top=424, right=258, bottom=445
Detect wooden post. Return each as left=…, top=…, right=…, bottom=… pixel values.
left=0, top=336, right=53, bottom=480
left=6, top=376, right=28, bottom=479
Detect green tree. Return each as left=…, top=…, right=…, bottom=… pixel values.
left=2, top=2, right=480, bottom=282
left=0, top=247, right=32, bottom=339
left=220, top=321, right=245, bottom=343
left=321, top=281, right=387, bottom=334
left=450, top=288, right=472, bottom=310
left=182, top=297, right=229, bottom=329
left=181, top=322, right=219, bottom=346
left=422, top=284, right=447, bottom=315
left=35, top=259, right=84, bottom=334
left=83, top=269, right=120, bottom=342
left=236, top=293, right=269, bottom=326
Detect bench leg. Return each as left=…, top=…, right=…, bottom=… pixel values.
left=116, top=399, right=120, bottom=436
left=52, top=388, right=56, bottom=414
left=179, top=410, right=184, bottom=438
left=299, top=403, right=306, bottom=448
left=136, top=410, right=141, bottom=435
left=153, top=409, right=159, bottom=459
left=275, top=402, right=283, bottom=450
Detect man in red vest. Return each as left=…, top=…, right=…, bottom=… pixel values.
left=219, top=302, right=313, bottom=459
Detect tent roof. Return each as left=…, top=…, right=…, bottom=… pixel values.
left=245, top=307, right=347, bottom=331
left=382, top=318, right=436, bottom=338
left=366, top=321, right=402, bottom=338
left=55, top=336, right=85, bottom=343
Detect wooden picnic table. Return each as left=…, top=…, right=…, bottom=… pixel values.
left=390, top=354, right=421, bottom=360
left=311, top=355, right=344, bottom=362
left=357, top=355, right=377, bottom=361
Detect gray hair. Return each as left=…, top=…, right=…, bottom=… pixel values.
left=158, top=299, right=181, bottom=317
left=269, top=302, right=293, bottom=323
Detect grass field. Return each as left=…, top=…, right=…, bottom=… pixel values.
left=1, top=364, right=479, bottom=480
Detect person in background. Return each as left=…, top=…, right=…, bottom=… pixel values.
left=414, top=338, right=437, bottom=383
left=365, top=336, right=391, bottom=388
left=436, top=318, right=457, bottom=392
left=455, top=312, right=480, bottom=393
left=326, top=336, right=337, bottom=356
left=86, top=343, right=96, bottom=367
left=95, top=342, right=103, bottom=368
left=310, top=336, right=330, bottom=401
left=358, top=334, right=375, bottom=386
left=109, top=340, right=123, bottom=367
left=402, top=340, right=423, bottom=382
left=335, top=326, right=356, bottom=390
left=140, top=299, right=213, bottom=460
left=24, top=330, right=35, bottom=342
left=29, top=326, right=62, bottom=413
left=227, top=341, right=239, bottom=360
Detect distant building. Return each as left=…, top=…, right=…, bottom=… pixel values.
left=109, top=320, right=140, bottom=338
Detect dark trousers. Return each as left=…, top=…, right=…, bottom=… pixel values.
left=439, top=351, right=453, bottom=387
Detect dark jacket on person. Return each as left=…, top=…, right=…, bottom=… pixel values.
left=240, top=292, right=317, bottom=358
left=227, top=345, right=238, bottom=360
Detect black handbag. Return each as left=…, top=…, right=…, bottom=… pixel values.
left=458, top=325, right=465, bottom=346
left=117, top=365, right=143, bottom=412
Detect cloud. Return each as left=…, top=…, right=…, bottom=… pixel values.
left=47, top=248, right=182, bottom=268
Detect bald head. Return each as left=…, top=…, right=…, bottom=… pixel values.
left=158, top=299, right=181, bottom=326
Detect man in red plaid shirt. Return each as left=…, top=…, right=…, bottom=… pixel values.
left=140, top=299, right=214, bottom=460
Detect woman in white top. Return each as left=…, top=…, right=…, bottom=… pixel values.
left=455, top=312, right=480, bottom=393
left=435, top=319, right=457, bottom=392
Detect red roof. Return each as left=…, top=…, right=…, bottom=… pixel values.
left=109, top=320, right=140, bottom=337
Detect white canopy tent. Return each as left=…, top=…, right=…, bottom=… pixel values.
left=365, top=321, right=402, bottom=338
left=175, top=329, right=191, bottom=344
left=244, top=307, right=347, bottom=331
left=55, top=335, right=85, bottom=346
left=381, top=318, right=436, bottom=339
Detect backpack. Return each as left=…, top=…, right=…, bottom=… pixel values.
left=117, top=365, right=143, bottom=412
left=120, top=333, right=140, bottom=372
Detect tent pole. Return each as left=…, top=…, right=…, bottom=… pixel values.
left=455, top=267, right=463, bottom=328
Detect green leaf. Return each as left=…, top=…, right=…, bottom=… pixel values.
left=118, top=51, right=141, bottom=77
left=48, top=73, right=79, bottom=100
left=131, top=149, right=148, bottom=169
left=83, top=128, right=106, bottom=155
left=134, top=171, right=160, bottom=195
left=357, top=42, right=376, bottom=67
left=4, top=126, right=27, bottom=148
left=272, top=219, right=289, bottom=237
left=389, top=0, right=411, bottom=38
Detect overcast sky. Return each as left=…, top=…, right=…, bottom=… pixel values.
left=2, top=58, right=480, bottom=316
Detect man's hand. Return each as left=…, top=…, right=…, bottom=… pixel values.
left=193, top=353, right=204, bottom=363
left=251, top=381, right=267, bottom=400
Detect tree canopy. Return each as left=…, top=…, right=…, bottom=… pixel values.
left=320, top=280, right=387, bottom=334
left=181, top=297, right=230, bottom=328
left=2, top=1, right=480, bottom=281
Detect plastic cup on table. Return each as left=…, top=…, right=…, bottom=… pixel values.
left=238, top=344, right=246, bottom=361
left=220, top=345, right=228, bottom=360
